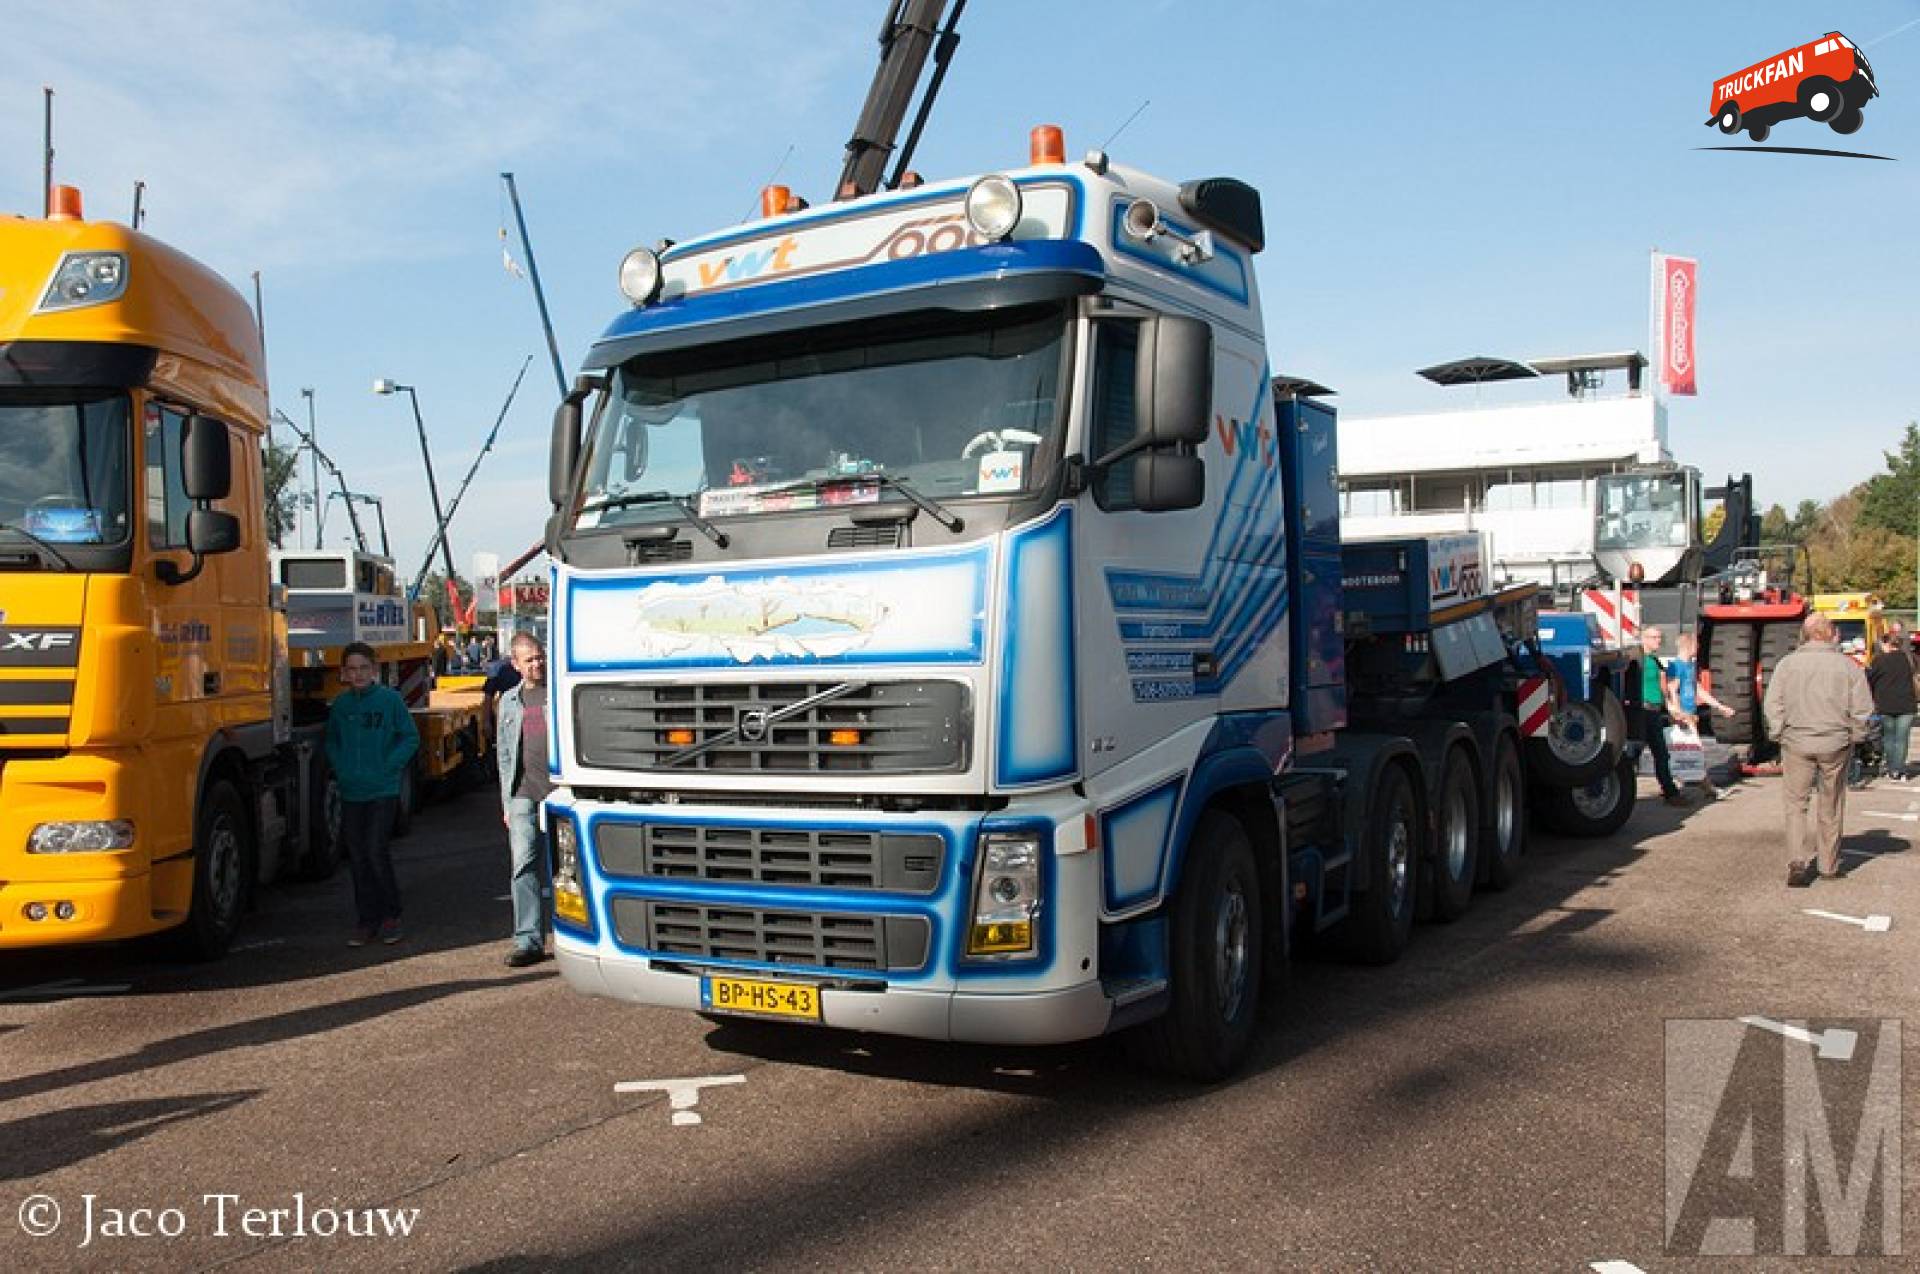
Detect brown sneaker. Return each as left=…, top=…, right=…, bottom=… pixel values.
left=1787, top=861, right=1819, bottom=888
left=1663, top=791, right=1691, bottom=807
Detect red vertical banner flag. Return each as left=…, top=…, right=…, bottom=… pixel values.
left=1653, top=253, right=1699, bottom=396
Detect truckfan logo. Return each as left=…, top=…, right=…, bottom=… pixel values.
left=1700, top=30, right=1890, bottom=159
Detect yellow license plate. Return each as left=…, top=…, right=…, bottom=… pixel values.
left=701, top=975, right=822, bottom=1021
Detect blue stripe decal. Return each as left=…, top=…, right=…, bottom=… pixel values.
left=592, top=239, right=1104, bottom=351
left=1100, top=777, right=1184, bottom=912
left=1107, top=200, right=1251, bottom=304
left=996, top=508, right=1077, bottom=787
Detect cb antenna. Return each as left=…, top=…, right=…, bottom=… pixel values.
left=132, top=180, right=146, bottom=229
left=1100, top=98, right=1151, bottom=154
left=742, top=142, right=795, bottom=221
left=42, top=86, right=54, bottom=215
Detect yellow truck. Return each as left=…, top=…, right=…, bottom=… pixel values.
left=0, top=187, right=483, bottom=955
left=1811, top=591, right=1888, bottom=665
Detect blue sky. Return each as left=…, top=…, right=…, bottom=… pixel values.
left=4, top=1, right=1916, bottom=577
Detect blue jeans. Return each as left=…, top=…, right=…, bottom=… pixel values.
left=507, top=797, right=550, bottom=951
left=1883, top=713, right=1914, bottom=777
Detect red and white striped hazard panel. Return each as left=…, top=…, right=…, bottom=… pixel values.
left=1581, top=587, right=1641, bottom=647
left=1518, top=676, right=1552, bottom=737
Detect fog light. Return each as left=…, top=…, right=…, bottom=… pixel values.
left=54, top=901, right=77, bottom=921
left=966, top=832, right=1042, bottom=957
left=551, top=815, right=589, bottom=926
left=619, top=247, right=663, bottom=306
left=37, top=251, right=129, bottom=312
left=24, top=902, right=48, bottom=922
left=28, top=819, right=136, bottom=853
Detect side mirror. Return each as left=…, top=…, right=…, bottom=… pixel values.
left=1135, top=315, right=1212, bottom=447
left=1132, top=451, right=1205, bottom=512
left=550, top=377, right=594, bottom=507
left=186, top=508, right=241, bottom=555
left=181, top=414, right=232, bottom=501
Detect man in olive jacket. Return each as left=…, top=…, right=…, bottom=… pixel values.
left=1764, top=613, right=1873, bottom=887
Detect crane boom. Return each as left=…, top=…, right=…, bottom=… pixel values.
left=834, top=0, right=960, bottom=199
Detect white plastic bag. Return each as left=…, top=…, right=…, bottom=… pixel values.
left=1667, top=721, right=1705, bottom=784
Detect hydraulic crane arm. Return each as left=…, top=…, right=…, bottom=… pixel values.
left=834, top=0, right=963, bottom=199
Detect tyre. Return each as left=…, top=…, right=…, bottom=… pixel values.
left=294, top=752, right=345, bottom=881
left=1482, top=733, right=1528, bottom=891
left=1707, top=623, right=1757, bottom=744
left=1344, top=763, right=1421, bottom=965
left=1525, top=688, right=1623, bottom=785
left=1716, top=103, right=1741, bottom=134
left=1800, top=77, right=1843, bottom=122
left=1428, top=747, right=1480, bottom=922
left=1542, top=755, right=1637, bottom=839
left=1132, top=809, right=1263, bottom=1081
left=1831, top=107, right=1863, bottom=135
left=1748, top=121, right=1770, bottom=143
left=392, top=760, right=417, bottom=839
left=1757, top=622, right=1801, bottom=717
left=174, top=780, right=252, bottom=959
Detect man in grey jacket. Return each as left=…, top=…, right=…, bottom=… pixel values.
left=1764, top=613, right=1873, bottom=887
left=496, top=633, right=552, bottom=965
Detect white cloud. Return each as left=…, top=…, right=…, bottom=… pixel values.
left=2, top=1, right=859, bottom=272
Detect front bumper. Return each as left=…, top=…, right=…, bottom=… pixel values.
left=556, top=944, right=1113, bottom=1045
left=0, top=871, right=175, bottom=947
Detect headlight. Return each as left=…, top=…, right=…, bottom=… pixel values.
left=967, top=832, right=1041, bottom=956
left=619, top=248, right=663, bottom=306
left=551, top=815, right=589, bottom=925
left=36, top=251, right=129, bottom=312
left=28, top=819, right=136, bottom=853
left=964, top=175, right=1022, bottom=242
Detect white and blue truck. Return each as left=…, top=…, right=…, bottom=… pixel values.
left=533, top=113, right=1639, bottom=1078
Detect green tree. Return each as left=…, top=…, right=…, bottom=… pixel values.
left=1855, top=421, right=1920, bottom=538
left=263, top=437, right=303, bottom=548
left=416, top=569, right=473, bottom=630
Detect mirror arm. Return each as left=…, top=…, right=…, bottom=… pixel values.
left=1089, top=434, right=1155, bottom=474
left=156, top=552, right=206, bottom=586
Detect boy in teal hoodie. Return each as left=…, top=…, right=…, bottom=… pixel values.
left=325, top=642, right=421, bottom=946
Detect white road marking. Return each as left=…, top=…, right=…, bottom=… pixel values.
left=1862, top=810, right=1918, bottom=822
left=0, top=978, right=132, bottom=1002
left=1738, top=1015, right=1858, bottom=1061
left=1590, top=1262, right=1647, bottom=1274
left=230, top=938, right=285, bottom=952
left=615, top=1074, right=746, bottom=1127
left=1803, top=907, right=1892, bottom=932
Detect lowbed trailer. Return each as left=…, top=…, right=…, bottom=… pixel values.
left=534, top=122, right=1640, bottom=1078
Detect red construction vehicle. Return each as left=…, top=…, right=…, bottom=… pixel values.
left=1707, top=31, right=1879, bottom=143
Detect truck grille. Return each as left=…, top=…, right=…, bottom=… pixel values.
left=574, top=680, right=969, bottom=774
left=597, top=822, right=944, bottom=893
left=610, top=898, right=931, bottom=971
left=0, top=677, right=74, bottom=744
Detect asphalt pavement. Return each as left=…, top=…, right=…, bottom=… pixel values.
left=2, top=760, right=1914, bottom=1272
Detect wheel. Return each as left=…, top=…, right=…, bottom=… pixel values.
left=174, top=780, right=251, bottom=959
left=1757, top=622, right=1801, bottom=720
left=1800, top=77, right=1843, bottom=122
left=1542, top=755, right=1637, bottom=839
left=1747, top=120, right=1770, bottom=143
left=1716, top=103, right=1741, bottom=134
left=1428, top=747, right=1480, bottom=922
left=392, top=761, right=417, bottom=839
left=1131, top=809, right=1263, bottom=1081
left=1525, top=688, right=1623, bottom=785
left=1706, top=623, right=1758, bottom=744
left=1344, top=763, right=1421, bottom=965
left=1482, top=733, right=1528, bottom=890
left=294, top=752, right=345, bottom=880
left=1830, top=107, right=1863, bottom=135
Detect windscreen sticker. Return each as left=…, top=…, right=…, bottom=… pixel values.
left=698, top=478, right=879, bottom=520
left=976, top=450, right=1024, bottom=494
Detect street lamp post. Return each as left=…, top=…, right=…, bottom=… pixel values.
left=373, top=379, right=458, bottom=601
left=300, top=387, right=323, bottom=550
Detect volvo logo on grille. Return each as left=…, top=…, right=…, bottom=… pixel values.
left=737, top=708, right=771, bottom=743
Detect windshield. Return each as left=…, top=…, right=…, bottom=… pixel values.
left=0, top=394, right=132, bottom=546
left=1595, top=473, right=1692, bottom=551
left=1833, top=619, right=1866, bottom=643
left=574, top=303, right=1068, bottom=529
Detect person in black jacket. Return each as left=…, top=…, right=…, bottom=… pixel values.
left=1866, top=631, right=1916, bottom=782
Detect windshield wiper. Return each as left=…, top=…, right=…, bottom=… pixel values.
left=0, top=522, right=77, bottom=570
left=869, top=473, right=964, bottom=533
left=577, top=490, right=729, bottom=548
